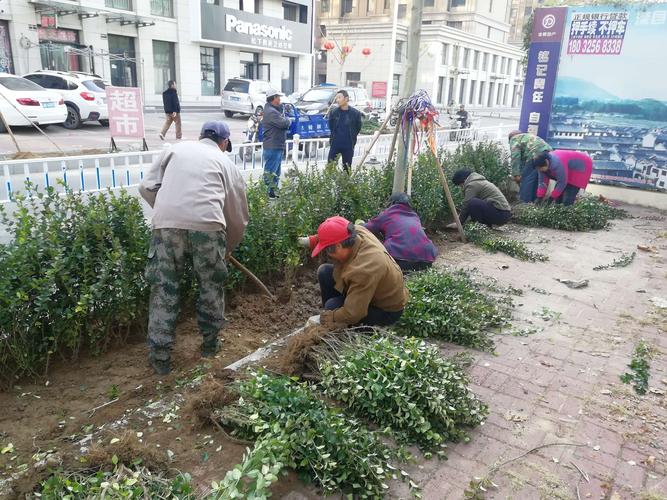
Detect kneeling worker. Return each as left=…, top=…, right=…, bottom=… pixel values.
left=447, top=170, right=512, bottom=228
left=303, top=216, right=408, bottom=329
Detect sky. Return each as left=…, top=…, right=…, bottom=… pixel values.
left=555, top=4, right=667, bottom=101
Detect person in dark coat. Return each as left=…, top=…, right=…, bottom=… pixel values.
left=327, top=90, right=362, bottom=173
left=447, top=170, right=512, bottom=228
left=160, top=80, right=182, bottom=140
left=262, top=88, right=291, bottom=198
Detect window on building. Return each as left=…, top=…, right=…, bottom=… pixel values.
left=469, top=80, right=476, bottom=104
left=153, top=40, right=175, bottom=94
left=437, top=76, right=445, bottom=103
left=151, top=0, right=173, bottom=16
left=524, top=6, right=533, bottom=16
left=367, top=0, right=375, bottom=13
left=384, top=0, right=390, bottom=10
left=424, top=0, right=435, bottom=6
left=346, top=71, right=361, bottom=86
left=203, top=0, right=218, bottom=4
left=341, top=0, right=353, bottom=15
left=106, top=0, right=132, bottom=9
left=450, top=0, right=465, bottom=7
left=283, top=2, right=298, bottom=20
left=478, top=81, right=485, bottom=104
left=398, top=3, right=406, bottom=18
left=473, top=50, right=479, bottom=70
left=392, top=74, right=400, bottom=95
left=395, top=40, right=404, bottom=62
left=487, top=26, right=491, bottom=38
left=489, top=0, right=493, bottom=11
left=321, top=0, right=329, bottom=12
left=447, top=21, right=463, bottom=29
left=447, top=77, right=454, bottom=102
left=492, top=54, right=498, bottom=72
left=500, top=57, right=505, bottom=74
left=320, top=24, right=327, bottom=36
left=441, top=43, right=448, bottom=65
left=482, top=52, right=488, bottom=70
left=200, top=46, right=220, bottom=96
left=458, top=80, right=465, bottom=104
left=299, top=4, right=308, bottom=22
left=463, top=48, right=470, bottom=68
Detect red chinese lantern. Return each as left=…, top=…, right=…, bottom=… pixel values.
left=323, top=41, right=335, bottom=50
left=342, top=45, right=352, bottom=54
left=362, top=47, right=371, bottom=56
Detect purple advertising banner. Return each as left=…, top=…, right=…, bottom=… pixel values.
left=519, top=7, right=568, bottom=139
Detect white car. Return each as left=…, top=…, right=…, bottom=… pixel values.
left=221, top=78, right=272, bottom=117
left=0, top=73, right=67, bottom=133
left=23, top=70, right=109, bottom=129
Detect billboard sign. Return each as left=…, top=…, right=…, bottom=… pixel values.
left=105, top=86, right=145, bottom=139
left=521, top=4, right=667, bottom=190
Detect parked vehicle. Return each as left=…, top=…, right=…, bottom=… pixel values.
left=22, top=70, right=109, bottom=129
left=295, top=85, right=373, bottom=117
left=0, top=73, right=67, bottom=133
left=221, top=78, right=272, bottom=118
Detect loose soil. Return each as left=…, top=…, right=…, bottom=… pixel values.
left=0, top=271, right=321, bottom=499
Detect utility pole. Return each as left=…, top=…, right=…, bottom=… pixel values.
left=392, top=0, right=424, bottom=194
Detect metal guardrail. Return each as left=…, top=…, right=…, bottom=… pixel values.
left=1, top=124, right=513, bottom=203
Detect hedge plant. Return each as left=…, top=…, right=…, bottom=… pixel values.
left=513, top=197, right=628, bottom=231
left=0, top=186, right=150, bottom=386
left=393, top=269, right=511, bottom=350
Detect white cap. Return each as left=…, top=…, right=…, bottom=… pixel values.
left=266, top=88, right=285, bottom=98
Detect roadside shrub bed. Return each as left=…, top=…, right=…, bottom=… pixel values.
left=393, top=269, right=511, bottom=350
left=317, top=334, right=488, bottom=452
left=0, top=186, right=150, bottom=386
left=513, top=197, right=628, bottom=231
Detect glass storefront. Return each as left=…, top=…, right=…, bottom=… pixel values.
left=0, top=21, right=13, bottom=73
left=200, top=46, right=220, bottom=96
left=153, top=40, right=175, bottom=94
left=108, top=35, right=137, bottom=87
left=38, top=28, right=83, bottom=72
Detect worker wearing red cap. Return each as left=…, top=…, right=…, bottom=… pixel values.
left=303, top=216, right=408, bottom=329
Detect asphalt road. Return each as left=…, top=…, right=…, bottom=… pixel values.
left=0, top=108, right=520, bottom=156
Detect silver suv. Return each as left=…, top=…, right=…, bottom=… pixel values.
left=23, top=70, right=109, bottom=129
left=295, top=85, right=372, bottom=117
left=221, top=78, right=272, bottom=117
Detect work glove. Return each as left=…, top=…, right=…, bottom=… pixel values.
left=298, top=235, right=318, bottom=249
left=319, top=313, right=337, bottom=330
left=305, top=315, right=321, bottom=327
left=354, top=219, right=365, bottom=225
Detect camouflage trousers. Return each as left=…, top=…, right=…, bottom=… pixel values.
left=146, top=229, right=228, bottom=363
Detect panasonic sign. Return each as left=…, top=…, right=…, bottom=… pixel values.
left=225, top=15, right=293, bottom=41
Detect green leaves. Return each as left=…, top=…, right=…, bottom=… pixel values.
left=620, top=340, right=654, bottom=395
left=464, top=222, right=548, bottom=262
left=318, top=335, right=488, bottom=452
left=0, top=185, right=150, bottom=386
left=513, top=197, right=628, bottom=232
left=593, top=251, right=635, bottom=271
left=393, top=269, right=512, bottom=350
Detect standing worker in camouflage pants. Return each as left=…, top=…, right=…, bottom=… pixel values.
left=508, top=130, right=553, bottom=203
left=139, top=121, right=249, bottom=375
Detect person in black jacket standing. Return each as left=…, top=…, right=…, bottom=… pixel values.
left=160, top=80, right=182, bottom=140
left=327, top=90, right=362, bottom=173
left=262, top=88, right=291, bottom=198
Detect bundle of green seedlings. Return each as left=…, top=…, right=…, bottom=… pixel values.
left=36, top=463, right=196, bottom=499
left=393, top=269, right=512, bottom=350
left=212, top=370, right=417, bottom=499
left=464, top=222, right=548, bottom=262
left=620, top=340, right=654, bottom=395
left=593, top=251, right=635, bottom=271
left=315, top=332, right=488, bottom=453
left=513, top=197, right=628, bottom=231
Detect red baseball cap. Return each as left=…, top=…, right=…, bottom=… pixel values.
left=311, top=216, right=351, bottom=257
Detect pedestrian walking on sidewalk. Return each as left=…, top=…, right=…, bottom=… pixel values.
left=139, top=121, right=249, bottom=375
left=327, top=90, right=362, bottom=173
left=160, top=80, right=182, bottom=140
left=262, top=88, right=291, bottom=198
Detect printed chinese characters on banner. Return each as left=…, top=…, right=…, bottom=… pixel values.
left=105, top=86, right=145, bottom=139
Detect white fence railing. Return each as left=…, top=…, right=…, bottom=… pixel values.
left=1, top=124, right=513, bottom=203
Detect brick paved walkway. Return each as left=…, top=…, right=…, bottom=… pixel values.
left=409, top=205, right=667, bottom=500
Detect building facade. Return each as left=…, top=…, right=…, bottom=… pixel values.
left=508, top=0, right=543, bottom=45
left=0, top=0, right=314, bottom=106
left=319, top=0, right=525, bottom=108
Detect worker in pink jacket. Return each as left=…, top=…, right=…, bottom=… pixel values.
left=534, top=149, right=593, bottom=206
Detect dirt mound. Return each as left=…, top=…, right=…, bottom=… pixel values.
left=86, top=431, right=168, bottom=472
left=184, top=377, right=239, bottom=426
